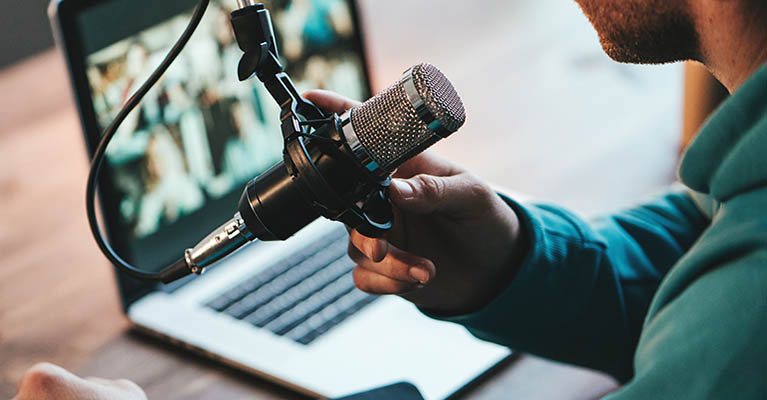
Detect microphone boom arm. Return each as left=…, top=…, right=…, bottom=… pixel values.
left=230, top=4, right=325, bottom=132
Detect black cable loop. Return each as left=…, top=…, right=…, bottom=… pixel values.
left=85, top=0, right=210, bottom=281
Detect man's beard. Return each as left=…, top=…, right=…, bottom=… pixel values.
left=575, top=0, right=701, bottom=64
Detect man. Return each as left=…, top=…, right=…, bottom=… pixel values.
left=14, top=0, right=766, bottom=398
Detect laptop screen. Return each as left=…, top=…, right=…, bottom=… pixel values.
left=70, top=0, right=370, bottom=279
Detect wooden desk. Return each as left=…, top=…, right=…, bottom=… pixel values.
left=2, top=1, right=690, bottom=397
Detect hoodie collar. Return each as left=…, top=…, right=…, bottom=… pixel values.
left=679, top=65, right=767, bottom=201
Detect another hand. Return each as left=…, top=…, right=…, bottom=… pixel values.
left=304, top=90, right=527, bottom=315
left=13, top=363, right=146, bottom=400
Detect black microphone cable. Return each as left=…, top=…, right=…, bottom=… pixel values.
left=85, top=0, right=210, bottom=283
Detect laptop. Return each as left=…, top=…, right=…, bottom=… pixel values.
left=49, top=0, right=511, bottom=398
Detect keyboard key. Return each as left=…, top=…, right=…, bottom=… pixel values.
left=204, top=227, right=347, bottom=311
left=286, top=289, right=376, bottom=344
left=239, top=258, right=355, bottom=326
left=204, top=224, right=378, bottom=345
left=223, top=243, right=348, bottom=319
left=255, top=272, right=355, bottom=331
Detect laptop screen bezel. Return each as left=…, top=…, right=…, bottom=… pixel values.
left=50, top=0, right=373, bottom=310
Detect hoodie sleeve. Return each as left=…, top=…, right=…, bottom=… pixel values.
left=425, top=190, right=708, bottom=382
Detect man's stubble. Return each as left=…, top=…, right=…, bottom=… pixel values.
left=574, top=0, right=701, bottom=64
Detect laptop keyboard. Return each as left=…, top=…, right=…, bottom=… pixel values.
left=205, top=226, right=378, bottom=345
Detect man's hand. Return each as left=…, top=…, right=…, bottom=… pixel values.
left=13, top=363, right=146, bottom=400
left=304, top=90, right=527, bottom=315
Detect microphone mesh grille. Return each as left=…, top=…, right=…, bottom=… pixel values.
left=349, top=63, right=465, bottom=172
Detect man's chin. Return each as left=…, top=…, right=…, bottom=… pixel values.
left=575, top=0, right=700, bottom=65
left=599, top=38, right=697, bottom=65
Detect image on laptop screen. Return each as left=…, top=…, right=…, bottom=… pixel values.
left=75, top=0, right=369, bottom=271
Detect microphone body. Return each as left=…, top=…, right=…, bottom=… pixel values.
left=182, top=63, right=465, bottom=275
left=241, top=63, right=465, bottom=240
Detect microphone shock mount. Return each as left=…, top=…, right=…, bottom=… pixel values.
left=181, top=2, right=395, bottom=277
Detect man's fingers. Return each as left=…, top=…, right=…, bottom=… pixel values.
left=352, top=266, right=422, bottom=295
left=15, top=363, right=147, bottom=400
left=393, top=152, right=464, bottom=179
left=349, top=229, right=387, bottom=262
left=349, top=240, right=435, bottom=285
left=303, top=90, right=361, bottom=113
left=388, top=172, right=494, bottom=215
left=85, top=377, right=145, bottom=396
left=16, top=363, right=79, bottom=395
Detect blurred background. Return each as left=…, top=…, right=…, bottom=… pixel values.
left=0, top=0, right=54, bottom=69
left=0, top=0, right=727, bottom=398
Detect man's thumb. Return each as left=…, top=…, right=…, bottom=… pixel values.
left=389, top=174, right=482, bottom=214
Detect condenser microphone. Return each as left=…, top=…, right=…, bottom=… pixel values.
left=342, top=63, right=466, bottom=176
left=177, top=63, right=465, bottom=279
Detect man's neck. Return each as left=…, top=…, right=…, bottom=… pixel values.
left=691, top=1, right=767, bottom=92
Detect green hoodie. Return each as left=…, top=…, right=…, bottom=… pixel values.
left=433, top=65, right=767, bottom=399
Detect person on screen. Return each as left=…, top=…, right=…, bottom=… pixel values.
left=221, top=101, right=283, bottom=183
left=134, top=125, right=205, bottom=237
left=102, top=44, right=155, bottom=165
left=163, top=79, right=221, bottom=195
left=278, top=0, right=354, bottom=61
left=12, top=0, right=766, bottom=399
